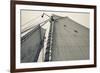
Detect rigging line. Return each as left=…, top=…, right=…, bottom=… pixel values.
left=21, top=19, right=50, bottom=34
left=21, top=19, right=50, bottom=42
left=21, top=14, right=42, bottom=27
left=21, top=20, right=49, bottom=44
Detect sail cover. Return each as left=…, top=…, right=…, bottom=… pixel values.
left=51, top=15, right=89, bottom=61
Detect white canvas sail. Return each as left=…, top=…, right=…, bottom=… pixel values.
left=50, top=15, right=89, bottom=61
left=21, top=25, right=46, bottom=63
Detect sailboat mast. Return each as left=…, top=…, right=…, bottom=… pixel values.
left=44, top=16, right=54, bottom=61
